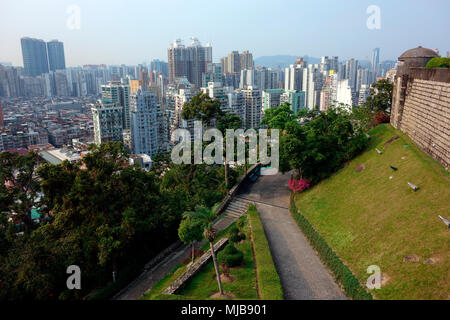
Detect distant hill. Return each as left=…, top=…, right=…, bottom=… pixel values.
left=255, top=55, right=374, bottom=70
left=254, top=55, right=321, bottom=69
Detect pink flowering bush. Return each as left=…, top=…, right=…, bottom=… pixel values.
left=288, top=179, right=311, bottom=193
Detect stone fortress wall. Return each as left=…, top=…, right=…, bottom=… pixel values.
left=390, top=48, right=450, bottom=170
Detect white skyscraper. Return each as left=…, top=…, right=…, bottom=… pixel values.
left=130, top=88, right=159, bottom=156
left=336, top=79, right=353, bottom=110
left=304, top=64, right=323, bottom=109
left=240, top=69, right=255, bottom=89
left=285, top=64, right=304, bottom=92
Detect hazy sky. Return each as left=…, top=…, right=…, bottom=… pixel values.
left=1, top=0, right=449, bottom=67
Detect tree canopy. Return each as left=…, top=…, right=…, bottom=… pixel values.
left=363, top=79, right=393, bottom=114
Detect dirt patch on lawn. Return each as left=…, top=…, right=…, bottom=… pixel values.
left=384, top=136, right=400, bottom=147
left=381, top=273, right=390, bottom=286
left=355, top=164, right=366, bottom=173
left=215, top=273, right=236, bottom=283
left=209, top=292, right=236, bottom=299
left=403, top=254, right=420, bottom=263
left=423, top=257, right=441, bottom=265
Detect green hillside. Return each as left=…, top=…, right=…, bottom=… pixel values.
left=294, top=124, right=450, bottom=300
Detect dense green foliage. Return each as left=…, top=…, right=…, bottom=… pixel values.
left=426, top=57, right=450, bottom=69
left=181, top=92, right=224, bottom=127
left=178, top=217, right=204, bottom=263
left=363, top=79, right=393, bottom=114
left=217, top=243, right=244, bottom=267
left=228, top=225, right=246, bottom=243
left=247, top=204, right=283, bottom=300
left=280, top=107, right=369, bottom=183
left=261, top=103, right=296, bottom=130
left=289, top=197, right=372, bottom=300
left=0, top=142, right=233, bottom=300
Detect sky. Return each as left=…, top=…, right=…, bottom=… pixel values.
left=1, top=0, right=449, bottom=67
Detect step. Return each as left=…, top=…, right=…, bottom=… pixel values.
left=225, top=210, right=244, bottom=218
left=227, top=202, right=249, bottom=211
left=225, top=206, right=244, bottom=214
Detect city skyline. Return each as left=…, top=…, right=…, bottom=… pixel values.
left=1, top=0, right=450, bottom=66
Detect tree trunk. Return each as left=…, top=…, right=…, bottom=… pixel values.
left=191, top=243, right=195, bottom=264
left=112, top=259, right=118, bottom=283
left=210, top=241, right=223, bottom=295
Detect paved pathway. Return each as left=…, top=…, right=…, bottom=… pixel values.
left=237, top=171, right=346, bottom=300
left=113, top=198, right=249, bottom=300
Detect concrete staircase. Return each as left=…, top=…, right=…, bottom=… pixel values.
left=213, top=198, right=253, bottom=231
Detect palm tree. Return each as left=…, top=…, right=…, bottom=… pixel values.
left=183, top=204, right=223, bottom=295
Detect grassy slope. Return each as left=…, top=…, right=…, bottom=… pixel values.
left=295, top=124, right=450, bottom=300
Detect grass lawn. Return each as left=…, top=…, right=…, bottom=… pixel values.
left=140, top=264, right=188, bottom=300
left=178, top=215, right=258, bottom=299
left=143, top=207, right=283, bottom=300
left=247, top=205, right=284, bottom=300
left=294, top=124, right=450, bottom=300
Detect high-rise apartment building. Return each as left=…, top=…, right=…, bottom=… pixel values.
left=130, top=88, right=159, bottom=156
left=285, top=64, right=304, bottom=91
left=228, top=51, right=241, bottom=74
left=202, top=63, right=223, bottom=88
left=280, top=90, right=306, bottom=115
left=167, top=38, right=212, bottom=87
left=21, top=37, right=49, bottom=77
left=262, top=89, right=284, bottom=110
left=358, top=84, right=371, bottom=106
left=345, top=59, right=359, bottom=92
left=336, top=79, right=353, bottom=110
left=222, top=51, right=254, bottom=74
left=356, top=68, right=370, bottom=93
left=242, top=86, right=262, bottom=129
left=0, top=99, right=3, bottom=127
left=303, top=64, right=324, bottom=109
left=92, top=100, right=124, bottom=145
left=47, top=40, right=66, bottom=72
left=240, top=51, right=254, bottom=70
left=371, top=48, right=380, bottom=74
left=101, top=81, right=130, bottom=130
left=240, top=69, right=255, bottom=89
left=227, top=91, right=246, bottom=123
left=54, top=70, right=70, bottom=96
left=149, top=59, right=169, bottom=77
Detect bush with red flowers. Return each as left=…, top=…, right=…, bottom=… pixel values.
left=288, top=179, right=311, bottom=193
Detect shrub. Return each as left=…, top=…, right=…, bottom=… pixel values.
left=288, top=179, right=311, bottom=193
left=426, top=57, right=450, bottom=69
left=374, top=112, right=390, bottom=125
left=229, top=226, right=240, bottom=236
left=247, top=205, right=284, bottom=300
left=229, top=232, right=246, bottom=244
left=218, top=244, right=244, bottom=267
left=237, top=217, right=246, bottom=229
